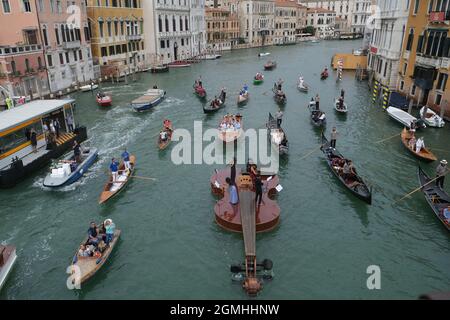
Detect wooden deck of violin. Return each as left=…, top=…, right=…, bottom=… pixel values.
left=210, top=167, right=280, bottom=233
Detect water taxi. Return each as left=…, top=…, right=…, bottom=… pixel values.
left=0, top=99, right=87, bottom=188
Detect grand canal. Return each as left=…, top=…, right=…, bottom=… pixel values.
left=1, top=40, right=449, bottom=299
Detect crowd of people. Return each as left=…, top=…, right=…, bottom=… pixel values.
left=219, top=114, right=242, bottom=132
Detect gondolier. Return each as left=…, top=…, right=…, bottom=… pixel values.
left=110, top=158, right=119, bottom=182
left=436, top=160, right=448, bottom=189
left=315, top=94, right=320, bottom=110
left=330, top=127, right=338, bottom=148
left=276, top=109, right=283, bottom=128
left=122, top=149, right=131, bottom=171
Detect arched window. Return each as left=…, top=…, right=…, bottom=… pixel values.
left=38, top=57, right=42, bottom=69
left=25, top=58, right=30, bottom=72
left=406, top=28, right=414, bottom=51
left=158, top=15, right=162, bottom=32
left=11, top=60, right=16, bottom=74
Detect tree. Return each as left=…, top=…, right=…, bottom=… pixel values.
left=304, top=26, right=315, bottom=35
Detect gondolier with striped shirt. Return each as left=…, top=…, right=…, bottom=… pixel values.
left=330, top=127, right=338, bottom=148
left=436, top=160, right=448, bottom=189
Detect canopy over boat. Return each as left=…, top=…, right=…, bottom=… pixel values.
left=389, top=91, right=409, bottom=110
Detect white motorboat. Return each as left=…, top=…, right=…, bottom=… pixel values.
left=258, top=52, right=270, bottom=57
left=0, top=245, right=17, bottom=291
left=297, top=80, right=309, bottom=92
left=420, top=106, right=445, bottom=128
left=80, top=84, right=98, bottom=92
left=386, top=106, right=426, bottom=129
left=203, top=54, right=222, bottom=60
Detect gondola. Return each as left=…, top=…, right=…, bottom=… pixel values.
left=237, top=91, right=249, bottom=105
left=272, top=85, right=286, bottom=105
left=99, top=155, right=136, bottom=204
left=400, top=128, right=437, bottom=162
left=158, top=120, right=173, bottom=150
left=267, top=113, right=289, bottom=155
left=321, top=133, right=372, bottom=204
left=307, top=100, right=326, bottom=127
left=193, top=83, right=207, bottom=99
left=69, top=224, right=121, bottom=285
left=334, top=98, right=348, bottom=113
left=203, top=89, right=226, bottom=113
left=320, top=71, right=328, bottom=80
left=297, top=80, right=308, bottom=92
left=418, top=166, right=450, bottom=231
left=264, top=60, right=277, bottom=70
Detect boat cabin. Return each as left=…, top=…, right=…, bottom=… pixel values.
left=0, top=99, right=87, bottom=188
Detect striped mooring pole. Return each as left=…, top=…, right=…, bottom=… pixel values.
left=382, top=86, right=390, bottom=109
left=337, top=59, right=343, bottom=81
left=372, top=80, right=380, bottom=103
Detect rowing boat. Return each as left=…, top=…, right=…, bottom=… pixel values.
left=237, top=91, right=249, bottom=105
left=193, top=83, right=207, bottom=99
left=218, top=114, right=243, bottom=143
left=0, top=244, right=17, bottom=291
left=400, top=128, right=437, bottom=162
left=253, top=74, right=264, bottom=85
left=264, top=60, right=277, bottom=70
left=69, top=228, right=121, bottom=285
left=334, top=98, right=348, bottom=113
left=321, top=133, right=372, bottom=204
left=158, top=120, right=173, bottom=150
left=418, top=166, right=450, bottom=231
left=267, top=113, right=289, bottom=155
left=99, top=155, right=136, bottom=204
left=308, top=100, right=326, bottom=127
left=272, top=86, right=286, bottom=105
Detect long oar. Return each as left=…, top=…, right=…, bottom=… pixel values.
left=299, top=144, right=322, bottom=160
left=393, top=169, right=450, bottom=204
left=376, top=133, right=400, bottom=144
left=429, top=147, right=450, bottom=153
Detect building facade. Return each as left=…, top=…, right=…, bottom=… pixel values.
left=302, top=0, right=353, bottom=33
left=0, top=0, right=50, bottom=105
left=86, top=0, right=145, bottom=77
left=205, top=7, right=240, bottom=51
left=274, top=0, right=298, bottom=45
left=38, top=0, right=95, bottom=93
left=351, top=0, right=371, bottom=33
left=238, top=0, right=276, bottom=46
left=397, top=0, right=450, bottom=118
left=190, top=0, right=207, bottom=57
left=367, top=0, right=409, bottom=90
left=306, top=7, right=336, bottom=38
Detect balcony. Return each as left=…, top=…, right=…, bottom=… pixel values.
left=126, top=34, right=142, bottom=41
left=62, top=40, right=81, bottom=50
left=429, top=11, right=450, bottom=23
left=416, top=54, right=450, bottom=69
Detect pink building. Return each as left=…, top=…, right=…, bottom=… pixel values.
left=0, top=0, right=50, bottom=106
left=37, top=0, right=94, bottom=93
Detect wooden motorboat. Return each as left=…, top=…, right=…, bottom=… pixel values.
left=99, top=155, right=136, bottom=204
left=131, top=89, right=165, bottom=112
left=420, top=106, right=445, bottom=128
left=386, top=106, right=426, bottom=129
left=96, top=93, right=112, bottom=107
left=0, top=245, right=17, bottom=291
left=168, top=60, right=191, bottom=68
left=334, top=98, right=348, bottom=113
left=237, top=90, right=249, bottom=105
left=150, top=65, right=169, bottom=73
left=418, top=166, right=450, bottom=231
left=203, top=89, right=226, bottom=113
left=400, top=128, right=437, bottom=162
left=218, top=114, right=243, bottom=143
left=253, top=74, right=264, bottom=85
left=69, top=227, right=121, bottom=285
left=80, top=83, right=98, bottom=92
left=264, top=60, right=277, bottom=70
left=321, top=133, right=372, bottom=204
left=158, top=120, right=173, bottom=150
left=267, top=113, right=289, bottom=155
left=43, top=147, right=98, bottom=188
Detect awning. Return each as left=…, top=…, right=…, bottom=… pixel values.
left=389, top=91, right=409, bottom=110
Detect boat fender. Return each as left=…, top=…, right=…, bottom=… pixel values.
left=80, top=169, right=84, bottom=174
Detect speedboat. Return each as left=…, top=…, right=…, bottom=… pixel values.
left=420, top=106, right=445, bottom=128
left=43, top=147, right=98, bottom=188
left=96, top=94, right=112, bottom=107
left=386, top=106, right=426, bottom=129
left=297, top=81, right=308, bottom=92
left=0, top=245, right=17, bottom=291
left=258, top=53, right=270, bottom=57
left=204, top=54, right=222, bottom=60
left=80, top=84, right=98, bottom=92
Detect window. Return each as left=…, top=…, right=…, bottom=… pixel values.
left=79, top=50, right=82, bottom=60
left=101, top=47, right=107, bottom=57
left=406, top=29, right=414, bottom=51
left=436, top=72, right=448, bottom=91
left=42, top=27, right=49, bottom=46
left=23, top=0, right=32, bottom=12
left=417, top=33, right=424, bottom=53
left=47, top=54, right=53, bottom=67
left=59, top=53, right=64, bottom=64
left=428, top=0, right=434, bottom=13
left=411, top=85, right=416, bottom=96
left=403, top=62, right=408, bottom=75
left=435, top=93, right=442, bottom=105
left=38, top=57, right=42, bottom=69
left=160, top=40, right=165, bottom=48
left=2, top=0, right=11, bottom=13
left=400, top=80, right=404, bottom=90
left=65, top=52, right=69, bottom=63
left=414, top=0, right=420, bottom=14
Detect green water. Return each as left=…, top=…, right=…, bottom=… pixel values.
left=1, top=40, right=449, bottom=299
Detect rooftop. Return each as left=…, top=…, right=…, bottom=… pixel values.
left=0, top=99, right=74, bottom=133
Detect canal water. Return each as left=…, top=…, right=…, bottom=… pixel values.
left=1, top=40, right=449, bottom=299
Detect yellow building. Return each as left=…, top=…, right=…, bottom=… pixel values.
left=206, top=7, right=240, bottom=51
left=86, top=0, right=145, bottom=76
left=397, top=0, right=450, bottom=120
